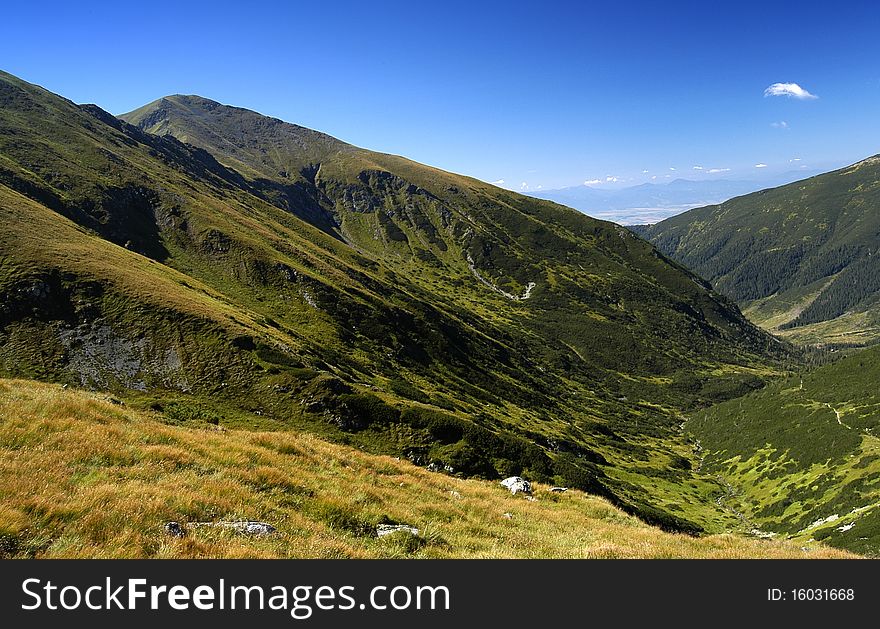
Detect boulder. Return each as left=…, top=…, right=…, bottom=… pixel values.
left=500, top=476, right=532, bottom=495
left=218, top=521, right=277, bottom=536
left=171, top=520, right=278, bottom=536
left=376, top=524, right=420, bottom=538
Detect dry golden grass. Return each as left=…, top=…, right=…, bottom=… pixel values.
left=0, top=379, right=855, bottom=559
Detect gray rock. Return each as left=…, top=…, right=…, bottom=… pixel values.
left=550, top=487, right=568, bottom=493
left=184, top=520, right=278, bottom=536
left=164, top=521, right=186, bottom=538
left=500, top=476, right=532, bottom=495
left=376, top=524, right=420, bottom=538
left=222, top=521, right=277, bottom=536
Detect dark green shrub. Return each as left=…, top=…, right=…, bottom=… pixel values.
left=442, top=442, right=497, bottom=478
left=669, top=455, right=692, bottom=471
left=401, top=408, right=463, bottom=443
left=254, top=343, right=302, bottom=367
left=334, top=393, right=401, bottom=431
left=389, top=378, right=430, bottom=403
left=553, top=453, right=610, bottom=497
left=162, top=401, right=221, bottom=425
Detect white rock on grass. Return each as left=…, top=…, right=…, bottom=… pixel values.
left=500, top=476, right=532, bottom=495
left=219, top=521, right=277, bottom=536
left=376, top=524, right=420, bottom=538
left=166, top=520, right=278, bottom=537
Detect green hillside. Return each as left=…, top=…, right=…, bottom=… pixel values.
left=688, top=344, right=880, bottom=555
left=635, top=157, right=880, bottom=346
left=0, top=70, right=791, bottom=537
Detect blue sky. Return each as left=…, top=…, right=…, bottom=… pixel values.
left=3, top=0, right=879, bottom=191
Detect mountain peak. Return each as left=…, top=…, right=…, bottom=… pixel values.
left=120, top=94, right=351, bottom=178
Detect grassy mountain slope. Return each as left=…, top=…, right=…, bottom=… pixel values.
left=0, top=378, right=852, bottom=558
left=635, top=157, right=880, bottom=346
left=688, top=344, right=880, bottom=555
left=120, top=93, right=785, bottom=397
left=1, top=70, right=789, bottom=536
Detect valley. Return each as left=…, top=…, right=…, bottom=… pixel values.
left=0, top=69, right=877, bottom=558
left=685, top=342, right=880, bottom=556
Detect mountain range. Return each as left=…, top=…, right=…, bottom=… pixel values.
left=2, top=69, right=878, bottom=557
left=0, top=70, right=794, bottom=545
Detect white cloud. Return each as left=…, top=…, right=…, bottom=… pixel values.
left=771, top=121, right=789, bottom=129
left=520, top=182, right=528, bottom=190
left=642, top=169, right=649, bottom=174
left=490, top=179, right=505, bottom=185
left=669, top=167, right=677, bottom=171
left=754, top=163, right=768, bottom=168
left=764, top=82, right=818, bottom=100
left=536, top=185, right=542, bottom=190
left=790, top=157, right=801, bottom=162
left=584, top=179, right=602, bottom=186
left=693, top=165, right=704, bottom=170
left=605, top=175, right=619, bottom=183
left=708, top=168, right=731, bottom=174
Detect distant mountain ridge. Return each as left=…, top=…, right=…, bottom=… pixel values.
left=635, top=156, right=880, bottom=346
